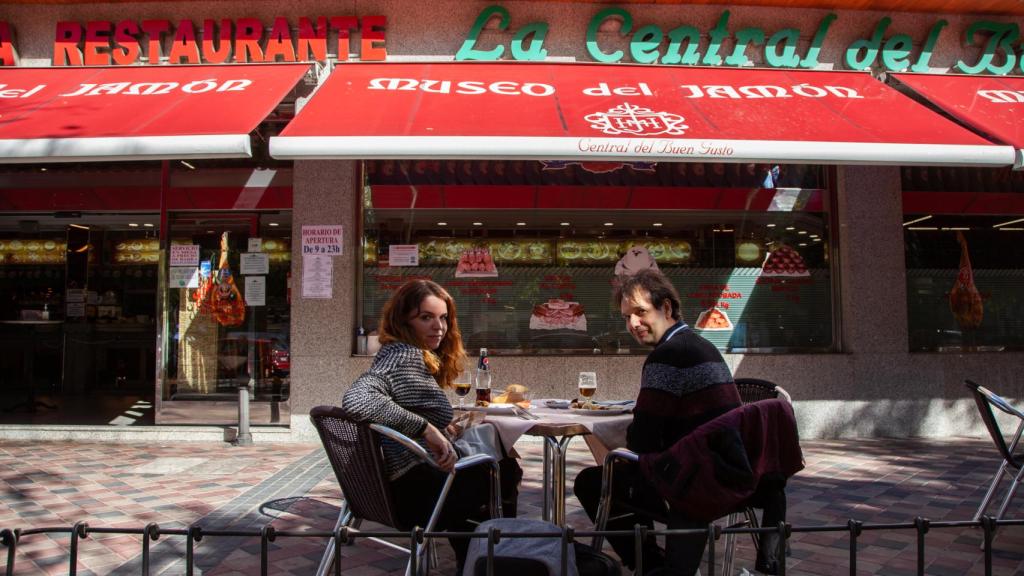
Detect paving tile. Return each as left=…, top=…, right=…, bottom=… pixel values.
left=0, top=437, right=1022, bottom=574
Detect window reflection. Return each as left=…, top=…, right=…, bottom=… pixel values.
left=359, top=160, right=834, bottom=354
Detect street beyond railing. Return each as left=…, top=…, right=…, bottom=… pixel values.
left=2, top=516, right=1022, bottom=576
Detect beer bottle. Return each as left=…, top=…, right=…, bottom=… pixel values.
left=474, top=347, right=492, bottom=404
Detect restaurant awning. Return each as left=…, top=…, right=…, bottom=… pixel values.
left=891, top=73, right=1024, bottom=169
left=0, top=63, right=309, bottom=163
left=270, top=62, right=1014, bottom=166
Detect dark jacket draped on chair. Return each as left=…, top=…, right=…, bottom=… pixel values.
left=639, top=398, right=804, bottom=522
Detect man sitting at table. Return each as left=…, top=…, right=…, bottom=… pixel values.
left=573, top=269, right=785, bottom=575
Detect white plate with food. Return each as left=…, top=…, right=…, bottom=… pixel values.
left=463, top=403, right=519, bottom=415
left=570, top=406, right=631, bottom=416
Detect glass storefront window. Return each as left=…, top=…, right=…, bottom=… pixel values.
left=0, top=212, right=159, bottom=415
left=903, top=166, right=1024, bottom=352
left=359, top=160, right=835, bottom=354
left=163, top=212, right=292, bottom=403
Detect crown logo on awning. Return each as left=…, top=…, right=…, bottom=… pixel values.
left=585, top=103, right=689, bottom=136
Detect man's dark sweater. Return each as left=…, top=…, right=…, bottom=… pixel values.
left=627, top=322, right=741, bottom=455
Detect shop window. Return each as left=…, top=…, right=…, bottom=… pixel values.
left=903, top=166, right=1024, bottom=352
left=0, top=213, right=160, bottom=407
left=163, top=212, right=292, bottom=402
left=358, top=160, right=835, bottom=354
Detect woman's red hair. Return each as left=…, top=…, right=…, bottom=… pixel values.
left=378, top=279, right=467, bottom=388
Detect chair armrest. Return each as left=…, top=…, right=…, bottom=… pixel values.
left=370, top=422, right=500, bottom=473
left=980, top=386, right=1024, bottom=420
left=368, top=423, right=441, bottom=469
left=603, top=447, right=639, bottom=467
left=592, top=447, right=640, bottom=550
left=454, top=453, right=498, bottom=470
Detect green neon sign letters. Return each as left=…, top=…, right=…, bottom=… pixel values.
left=456, top=5, right=1023, bottom=76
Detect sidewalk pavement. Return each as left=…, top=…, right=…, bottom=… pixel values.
left=0, top=437, right=1021, bottom=575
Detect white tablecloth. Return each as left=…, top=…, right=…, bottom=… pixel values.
left=480, top=404, right=633, bottom=453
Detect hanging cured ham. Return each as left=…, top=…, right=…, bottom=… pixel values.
left=211, top=232, right=246, bottom=327
left=192, top=232, right=245, bottom=326
left=949, top=232, right=983, bottom=330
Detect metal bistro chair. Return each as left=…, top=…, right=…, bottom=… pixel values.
left=591, top=380, right=794, bottom=575
left=727, top=378, right=793, bottom=570
left=310, top=405, right=502, bottom=576
left=735, top=377, right=792, bottom=405
left=966, top=380, right=1024, bottom=527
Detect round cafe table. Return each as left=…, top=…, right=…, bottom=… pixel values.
left=464, top=404, right=633, bottom=526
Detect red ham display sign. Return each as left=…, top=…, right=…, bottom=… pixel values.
left=892, top=73, right=1024, bottom=169
left=0, top=63, right=309, bottom=162
left=272, top=62, right=1013, bottom=166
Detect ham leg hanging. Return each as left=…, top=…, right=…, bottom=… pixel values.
left=949, top=231, right=983, bottom=330
left=211, top=232, right=246, bottom=327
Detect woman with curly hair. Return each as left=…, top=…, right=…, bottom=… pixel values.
left=342, top=279, right=522, bottom=569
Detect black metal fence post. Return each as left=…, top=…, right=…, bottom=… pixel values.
left=141, top=523, right=160, bottom=576
left=914, top=517, right=930, bottom=576
left=778, top=522, right=790, bottom=576
left=486, top=525, right=500, bottom=576
left=981, top=515, right=995, bottom=576
left=186, top=525, right=202, bottom=576
left=560, top=525, right=574, bottom=576
left=260, top=525, right=276, bottom=576
left=408, top=527, right=423, bottom=576
left=705, top=524, right=720, bottom=576
left=848, top=519, right=863, bottom=575
left=69, top=522, right=89, bottom=576
left=333, top=526, right=347, bottom=576
left=1, top=528, right=18, bottom=576
left=633, top=525, right=646, bottom=576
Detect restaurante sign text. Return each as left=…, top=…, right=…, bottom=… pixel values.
left=49, top=16, right=386, bottom=66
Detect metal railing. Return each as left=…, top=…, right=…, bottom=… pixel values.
left=2, top=516, right=1021, bottom=576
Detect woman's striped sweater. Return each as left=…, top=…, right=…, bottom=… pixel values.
left=342, top=342, right=454, bottom=480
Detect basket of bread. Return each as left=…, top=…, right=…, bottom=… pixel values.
left=475, top=384, right=530, bottom=408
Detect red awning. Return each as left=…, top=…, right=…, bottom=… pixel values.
left=271, top=62, right=1013, bottom=167
left=0, top=64, right=309, bottom=163
left=892, top=73, right=1024, bottom=168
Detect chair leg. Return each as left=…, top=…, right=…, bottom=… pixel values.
left=995, top=465, right=1024, bottom=521
left=591, top=461, right=618, bottom=551
left=975, top=461, right=1009, bottom=521
left=316, top=503, right=352, bottom=576
left=428, top=539, right=439, bottom=570
left=745, top=507, right=760, bottom=554
left=723, top=513, right=738, bottom=576
left=405, top=471, right=457, bottom=576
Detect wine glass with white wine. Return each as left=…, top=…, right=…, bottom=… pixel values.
left=578, top=372, right=597, bottom=407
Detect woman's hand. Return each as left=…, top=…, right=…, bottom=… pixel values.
left=423, top=423, right=456, bottom=472
left=445, top=421, right=464, bottom=440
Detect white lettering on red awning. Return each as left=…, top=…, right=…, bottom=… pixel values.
left=0, top=84, right=46, bottom=98
left=367, top=77, right=555, bottom=96
left=978, top=89, right=1024, bottom=103
left=58, top=79, right=254, bottom=97
left=679, top=84, right=864, bottom=99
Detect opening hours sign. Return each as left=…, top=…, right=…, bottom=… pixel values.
left=301, top=225, right=343, bottom=256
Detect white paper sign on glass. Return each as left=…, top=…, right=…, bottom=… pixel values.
left=169, top=244, right=200, bottom=267
left=169, top=266, right=200, bottom=289
left=245, top=276, right=266, bottom=307
left=66, top=288, right=87, bottom=303
left=239, top=252, right=270, bottom=275
left=302, top=254, right=333, bottom=299
left=248, top=238, right=263, bottom=252
left=388, top=244, right=420, bottom=267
